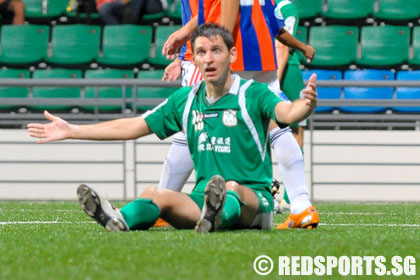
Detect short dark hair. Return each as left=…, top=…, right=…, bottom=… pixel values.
left=191, top=23, right=234, bottom=52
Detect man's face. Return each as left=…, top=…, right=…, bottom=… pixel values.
left=192, top=35, right=237, bottom=85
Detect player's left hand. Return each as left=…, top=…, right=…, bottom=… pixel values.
left=301, top=73, right=317, bottom=110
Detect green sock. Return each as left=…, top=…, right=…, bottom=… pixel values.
left=283, top=190, right=290, bottom=204
left=220, top=191, right=244, bottom=230
left=120, top=198, right=160, bottom=230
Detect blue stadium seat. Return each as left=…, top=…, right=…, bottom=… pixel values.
left=341, top=69, right=395, bottom=113
left=392, top=70, right=420, bottom=113
left=302, top=69, right=342, bottom=112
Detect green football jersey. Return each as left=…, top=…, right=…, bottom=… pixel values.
left=144, top=75, right=284, bottom=193
left=275, top=0, right=301, bottom=65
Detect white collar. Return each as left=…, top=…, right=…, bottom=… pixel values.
left=228, top=74, right=241, bottom=95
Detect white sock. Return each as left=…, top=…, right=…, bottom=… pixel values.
left=159, top=132, right=194, bottom=191
left=270, top=127, right=311, bottom=214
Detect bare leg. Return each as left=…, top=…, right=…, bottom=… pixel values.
left=226, top=181, right=259, bottom=228
left=140, top=187, right=201, bottom=229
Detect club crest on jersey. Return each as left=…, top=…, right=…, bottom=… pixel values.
left=192, top=110, right=204, bottom=131
left=222, top=110, right=237, bottom=127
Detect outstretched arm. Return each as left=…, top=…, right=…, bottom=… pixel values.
left=275, top=29, right=315, bottom=63
left=275, top=74, right=317, bottom=124
left=27, top=111, right=152, bottom=144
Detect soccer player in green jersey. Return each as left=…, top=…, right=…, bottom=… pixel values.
left=27, top=23, right=318, bottom=232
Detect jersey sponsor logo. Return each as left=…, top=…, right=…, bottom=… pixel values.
left=222, top=110, right=238, bottom=127
left=203, top=112, right=219, bottom=119
left=198, top=132, right=208, bottom=152
left=198, top=133, right=231, bottom=153
left=192, top=110, right=204, bottom=131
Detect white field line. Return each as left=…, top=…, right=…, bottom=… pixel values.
left=0, top=221, right=419, bottom=228
left=0, top=221, right=95, bottom=225
left=319, top=223, right=420, bottom=228
left=0, top=209, right=399, bottom=215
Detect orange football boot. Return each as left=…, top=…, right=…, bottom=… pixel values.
left=153, top=217, right=170, bottom=228
left=276, top=205, right=319, bottom=230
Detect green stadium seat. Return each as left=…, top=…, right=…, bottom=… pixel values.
left=46, top=25, right=101, bottom=66
left=31, top=68, right=82, bottom=111
left=98, top=25, right=152, bottom=67
left=23, top=0, right=68, bottom=19
left=148, top=25, right=181, bottom=67
left=0, top=25, right=49, bottom=66
left=295, top=26, right=308, bottom=64
left=375, top=0, right=420, bottom=23
left=136, top=70, right=174, bottom=111
left=323, top=0, right=374, bottom=22
left=357, top=25, right=410, bottom=68
left=409, top=27, right=420, bottom=67
left=290, top=0, right=323, bottom=20
left=166, top=0, right=181, bottom=21
left=82, top=69, right=134, bottom=112
left=308, top=25, right=358, bottom=68
left=0, top=68, right=30, bottom=110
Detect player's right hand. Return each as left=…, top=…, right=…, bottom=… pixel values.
left=304, top=45, right=315, bottom=63
left=27, top=111, right=72, bottom=144
left=162, top=59, right=182, bottom=82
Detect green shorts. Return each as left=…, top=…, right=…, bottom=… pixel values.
left=280, top=63, right=306, bottom=128
left=189, top=187, right=274, bottom=229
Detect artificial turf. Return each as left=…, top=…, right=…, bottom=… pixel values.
left=0, top=201, right=418, bottom=279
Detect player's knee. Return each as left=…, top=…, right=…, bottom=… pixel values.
left=226, top=181, right=240, bottom=192
left=141, top=186, right=163, bottom=199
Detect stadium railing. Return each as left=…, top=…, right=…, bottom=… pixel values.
left=0, top=79, right=420, bottom=201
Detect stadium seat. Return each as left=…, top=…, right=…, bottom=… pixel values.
left=308, top=25, right=358, bottom=68
left=357, top=25, right=410, bottom=68
left=392, top=71, right=420, bottom=113
left=23, top=0, right=68, bottom=20
left=148, top=25, right=181, bottom=67
left=166, top=0, right=181, bottom=21
left=98, top=25, right=152, bottom=67
left=82, top=69, right=134, bottom=112
left=46, top=25, right=101, bottom=66
left=375, top=0, right=420, bottom=23
left=290, top=0, right=323, bottom=20
left=31, top=68, right=82, bottom=111
left=409, top=27, right=420, bottom=68
left=302, top=69, right=342, bottom=112
left=341, top=69, right=395, bottom=113
left=295, top=26, right=307, bottom=64
left=323, top=0, right=374, bottom=22
left=0, top=24, right=49, bottom=66
left=136, top=70, right=174, bottom=111
left=0, top=68, right=30, bottom=110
